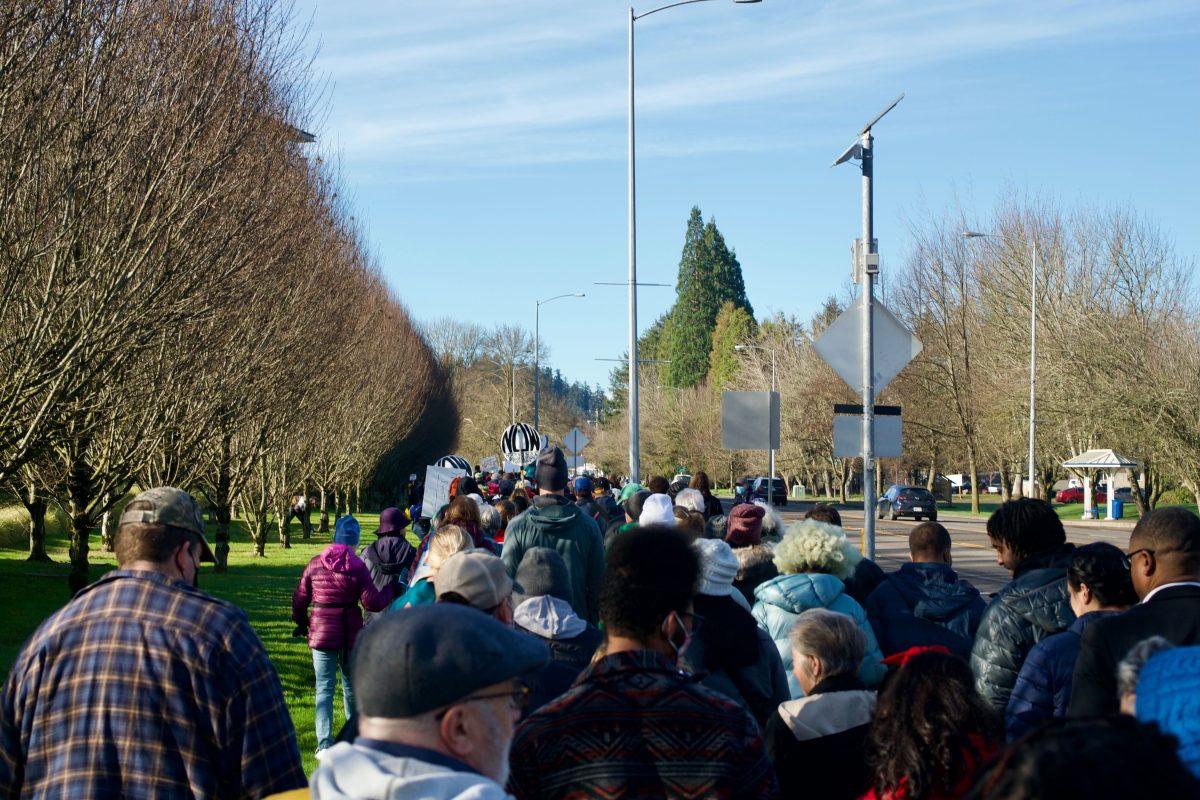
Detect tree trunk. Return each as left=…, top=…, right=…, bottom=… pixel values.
left=926, top=454, right=937, bottom=492
left=67, top=457, right=94, bottom=594
left=213, top=437, right=233, bottom=572
left=999, top=463, right=1012, bottom=502
left=100, top=507, right=113, bottom=551
left=823, top=468, right=833, bottom=498
left=99, top=490, right=115, bottom=551
left=967, top=450, right=980, bottom=514
left=318, top=485, right=330, bottom=532
left=23, top=484, right=51, bottom=563
left=249, top=514, right=267, bottom=557
left=278, top=509, right=291, bottom=549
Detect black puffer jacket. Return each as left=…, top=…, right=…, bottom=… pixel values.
left=970, top=544, right=1076, bottom=711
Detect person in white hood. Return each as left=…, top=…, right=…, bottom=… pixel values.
left=510, top=548, right=604, bottom=714
left=309, top=604, right=548, bottom=800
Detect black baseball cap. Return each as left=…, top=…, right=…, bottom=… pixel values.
left=352, top=604, right=548, bottom=718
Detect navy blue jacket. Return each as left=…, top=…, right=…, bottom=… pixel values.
left=864, top=562, right=985, bottom=659
left=1005, top=610, right=1120, bottom=741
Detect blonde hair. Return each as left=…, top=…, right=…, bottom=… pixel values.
left=426, top=525, right=473, bottom=573
left=773, top=518, right=862, bottom=579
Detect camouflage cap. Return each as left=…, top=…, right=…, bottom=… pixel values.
left=118, top=487, right=215, bottom=562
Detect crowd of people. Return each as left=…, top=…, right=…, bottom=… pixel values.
left=3, top=449, right=1200, bottom=799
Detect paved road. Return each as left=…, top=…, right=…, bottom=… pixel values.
left=770, top=501, right=1134, bottom=595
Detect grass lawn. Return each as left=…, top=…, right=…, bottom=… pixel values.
left=0, top=507, right=420, bottom=777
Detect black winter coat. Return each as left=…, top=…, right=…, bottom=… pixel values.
left=765, top=673, right=874, bottom=800
left=970, top=545, right=1076, bottom=711
left=680, top=624, right=790, bottom=729
left=865, top=562, right=985, bottom=659
left=519, top=624, right=603, bottom=715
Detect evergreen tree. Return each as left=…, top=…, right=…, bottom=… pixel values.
left=707, top=301, right=758, bottom=389
left=663, top=207, right=754, bottom=387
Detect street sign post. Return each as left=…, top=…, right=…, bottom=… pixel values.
left=563, top=427, right=590, bottom=454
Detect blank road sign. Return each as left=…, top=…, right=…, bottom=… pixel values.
left=722, top=391, right=781, bottom=451
left=563, top=427, right=590, bottom=454
left=812, top=297, right=922, bottom=398
left=833, top=414, right=902, bottom=458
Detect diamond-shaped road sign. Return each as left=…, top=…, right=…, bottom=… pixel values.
left=812, top=297, right=922, bottom=398
left=563, top=427, right=590, bottom=454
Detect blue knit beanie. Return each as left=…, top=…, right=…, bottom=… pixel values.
left=1136, top=645, right=1200, bottom=779
left=334, top=515, right=361, bottom=547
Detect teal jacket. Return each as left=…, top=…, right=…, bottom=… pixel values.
left=501, top=494, right=604, bottom=624
left=388, top=578, right=434, bottom=612
left=752, top=572, right=887, bottom=698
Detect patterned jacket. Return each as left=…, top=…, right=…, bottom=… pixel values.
left=0, top=569, right=305, bottom=799
left=508, top=649, right=779, bottom=799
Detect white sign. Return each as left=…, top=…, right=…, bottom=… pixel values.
left=502, top=460, right=521, bottom=473
left=480, top=455, right=500, bottom=473
left=833, top=415, right=902, bottom=458
left=812, top=297, right=922, bottom=398
left=421, top=464, right=467, bottom=513
left=563, top=427, right=590, bottom=454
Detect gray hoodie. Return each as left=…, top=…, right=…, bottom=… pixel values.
left=311, top=742, right=511, bottom=800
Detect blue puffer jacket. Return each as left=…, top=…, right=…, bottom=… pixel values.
left=752, top=572, right=887, bottom=699
left=864, top=562, right=986, bottom=660
left=1004, top=610, right=1120, bottom=741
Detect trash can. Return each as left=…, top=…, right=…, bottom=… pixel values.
left=1111, top=499, right=1125, bottom=519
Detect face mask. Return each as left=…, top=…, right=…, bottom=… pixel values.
left=661, top=611, right=692, bottom=662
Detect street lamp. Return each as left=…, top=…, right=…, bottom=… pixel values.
left=963, top=230, right=1038, bottom=499
left=735, top=344, right=777, bottom=506
left=626, top=0, right=763, bottom=483
left=534, top=292, right=585, bottom=431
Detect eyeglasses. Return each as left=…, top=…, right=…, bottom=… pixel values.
left=435, top=685, right=531, bottom=719
left=1122, top=548, right=1155, bottom=569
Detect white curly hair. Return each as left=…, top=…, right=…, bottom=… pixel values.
left=773, top=518, right=862, bottom=579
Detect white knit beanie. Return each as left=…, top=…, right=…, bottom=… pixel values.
left=638, top=493, right=676, bottom=526
left=694, top=538, right=751, bottom=611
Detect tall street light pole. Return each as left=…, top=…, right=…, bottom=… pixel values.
left=534, top=292, right=585, bottom=432
left=735, top=344, right=776, bottom=506
left=627, top=0, right=762, bottom=483
left=964, top=230, right=1038, bottom=498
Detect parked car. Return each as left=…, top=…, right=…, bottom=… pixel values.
left=1055, top=486, right=1107, bottom=504
left=749, top=476, right=788, bottom=506
left=877, top=485, right=938, bottom=521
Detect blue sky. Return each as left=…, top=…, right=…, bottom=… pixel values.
left=294, top=0, right=1199, bottom=388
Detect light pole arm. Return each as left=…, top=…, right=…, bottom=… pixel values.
left=634, top=0, right=716, bottom=20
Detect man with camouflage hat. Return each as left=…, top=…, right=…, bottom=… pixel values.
left=0, top=486, right=305, bottom=799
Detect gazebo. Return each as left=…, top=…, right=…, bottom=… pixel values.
left=1061, top=449, right=1141, bottom=521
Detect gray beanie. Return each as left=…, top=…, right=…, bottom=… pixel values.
left=512, top=547, right=572, bottom=607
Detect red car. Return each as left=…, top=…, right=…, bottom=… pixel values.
left=1055, top=486, right=1105, bottom=504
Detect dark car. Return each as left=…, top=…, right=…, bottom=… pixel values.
left=749, top=476, right=787, bottom=507
left=877, top=485, right=938, bottom=521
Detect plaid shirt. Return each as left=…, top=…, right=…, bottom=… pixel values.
left=509, top=649, right=779, bottom=799
left=0, top=570, right=305, bottom=799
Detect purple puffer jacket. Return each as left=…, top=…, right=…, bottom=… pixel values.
left=292, top=544, right=394, bottom=651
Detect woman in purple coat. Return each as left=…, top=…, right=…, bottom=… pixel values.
left=292, top=515, right=394, bottom=753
